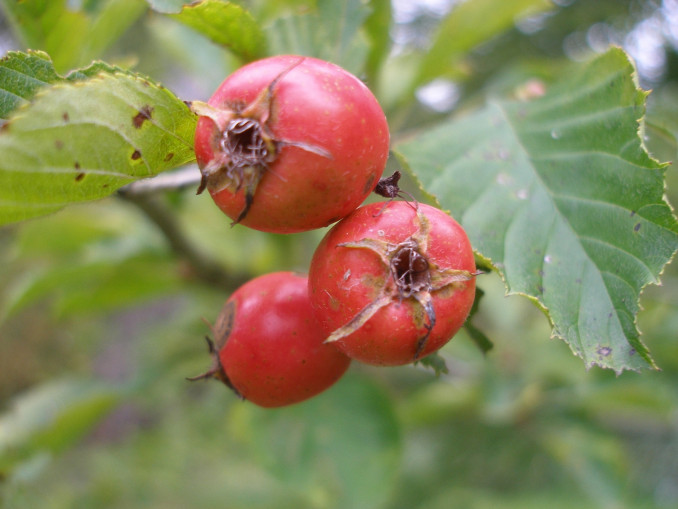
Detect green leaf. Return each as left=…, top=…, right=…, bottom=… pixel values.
left=144, top=0, right=190, bottom=13
left=644, top=121, right=678, bottom=164
left=395, top=48, right=678, bottom=373
left=266, top=0, right=372, bottom=75
left=0, top=50, right=122, bottom=119
left=414, top=0, right=553, bottom=88
left=3, top=255, right=183, bottom=320
left=363, top=0, right=392, bottom=87
left=416, top=352, right=450, bottom=376
left=65, top=60, right=122, bottom=80
left=0, top=0, right=147, bottom=72
left=230, top=374, right=402, bottom=509
left=0, top=379, right=121, bottom=472
left=82, top=0, right=149, bottom=60
left=0, top=50, right=65, bottom=119
left=0, top=71, right=196, bottom=226
left=542, top=426, right=629, bottom=507
left=167, top=0, right=267, bottom=62
left=0, top=200, right=182, bottom=321
left=464, top=287, right=494, bottom=354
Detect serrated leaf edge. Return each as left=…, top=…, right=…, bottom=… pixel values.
left=395, top=51, right=678, bottom=374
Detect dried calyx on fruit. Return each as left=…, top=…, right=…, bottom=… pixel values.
left=186, top=295, right=241, bottom=396
left=186, top=334, right=243, bottom=399
left=189, top=59, right=330, bottom=225
left=325, top=207, right=475, bottom=360
left=309, top=201, right=477, bottom=366
left=374, top=170, right=416, bottom=203
left=372, top=170, right=418, bottom=216
left=191, top=55, right=389, bottom=233
left=188, top=272, right=350, bottom=408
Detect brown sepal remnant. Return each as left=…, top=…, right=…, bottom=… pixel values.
left=185, top=336, right=243, bottom=400
left=374, top=170, right=404, bottom=199
left=373, top=170, right=418, bottom=215
left=186, top=301, right=242, bottom=399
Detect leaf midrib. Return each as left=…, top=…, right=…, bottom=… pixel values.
left=493, top=99, right=647, bottom=366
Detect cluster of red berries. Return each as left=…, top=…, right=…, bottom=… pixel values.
left=188, top=56, right=476, bottom=408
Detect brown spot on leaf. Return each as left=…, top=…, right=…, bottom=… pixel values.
left=164, top=152, right=174, bottom=162
left=133, top=105, right=153, bottom=129
left=74, top=162, right=81, bottom=170
left=75, top=172, right=85, bottom=182
left=63, top=112, right=70, bottom=122
left=597, top=346, right=612, bottom=357
left=55, top=140, right=64, bottom=149
left=634, top=223, right=641, bottom=232
left=131, top=150, right=141, bottom=160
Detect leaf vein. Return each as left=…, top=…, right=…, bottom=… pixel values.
left=521, top=103, right=634, bottom=132
left=497, top=101, right=633, bottom=360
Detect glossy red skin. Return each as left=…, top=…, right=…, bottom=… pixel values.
left=220, top=272, right=350, bottom=407
left=194, top=55, right=390, bottom=233
left=308, top=202, right=476, bottom=366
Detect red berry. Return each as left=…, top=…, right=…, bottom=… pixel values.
left=192, top=55, right=390, bottom=233
left=308, top=202, right=476, bottom=366
left=190, top=272, right=351, bottom=407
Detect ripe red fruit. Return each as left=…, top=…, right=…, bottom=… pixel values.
left=189, top=272, right=351, bottom=408
left=192, top=55, right=390, bottom=233
left=308, top=202, right=476, bottom=366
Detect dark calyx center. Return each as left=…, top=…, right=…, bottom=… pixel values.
left=390, top=244, right=431, bottom=298
left=221, top=118, right=268, bottom=167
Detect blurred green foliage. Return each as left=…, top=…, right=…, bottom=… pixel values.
left=1, top=1, right=677, bottom=508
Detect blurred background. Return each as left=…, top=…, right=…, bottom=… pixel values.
left=1, top=1, right=677, bottom=508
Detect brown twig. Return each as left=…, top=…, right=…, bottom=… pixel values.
left=117, top=176, right=249, bottom=291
